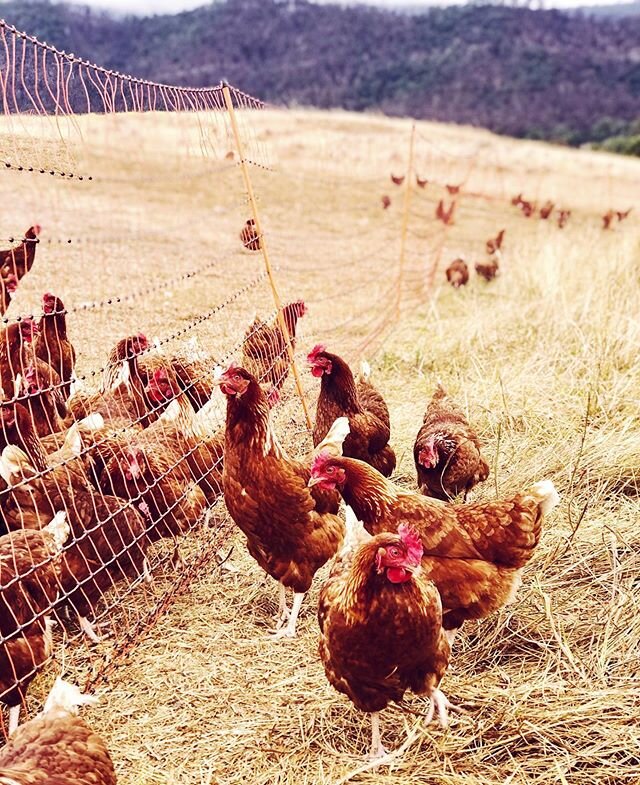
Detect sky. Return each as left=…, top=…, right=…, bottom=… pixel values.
left=54, top=0, right=631, bottom=14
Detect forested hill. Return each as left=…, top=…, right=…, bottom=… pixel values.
left=1, top=0, right=639, bottom=145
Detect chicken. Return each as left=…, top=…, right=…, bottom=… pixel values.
left=511, top=193, right=523, bottom=207
left=0, top=446, right=149, bottom=643
left=0, top=319, right=41, bottom=399
left=0, top=226, right=40, bottom=282
left=242, top=300, right=307, bottom=391
left=16, top=361, right=67, bottom=438
left=539, top=200, right=554, bottom=220
left=390, top=174, right=404, bottom=186
left=240, top=218, right=261, bottom=251
left=381, top=195, right=391, bottom=210
left=34, top=293, right=76, bottom=401
left=138, top=337, right=218, bottom=413
left=602, top=210, right=615, bottom=230
left=308, top=346, right=395, bottom=477
left=0, top=514, right=69, bottom=733
left=557, top=209, right=571, bottom=229
left=68, top=334, right=151, bottom=428
left=485, top=229, right=505, bottom=255
left=414, top=384, right=489, bottom=501
left=309, top=452, right=559, bottom=640
left=218, top=364, right=346, bottom=638
left=446, top=183, right=461, bottom=195
left=143, top=367, right=224, bottom=504
left=445, top=258, right=469, bottom=288
left=317, top=512, right=450, bottom=758
left=0, top=678, right=117, bottom=783
left=0, top=273, right=17, bottom=317
left=520, top=200, right=535, bottom=218
left=475, top=257, right=499, bottom=282
left=416, top=176, right=428, bottom=188
left=616, top=208, right=632, bottom=222
left=435, top=199, right=456, bottom=225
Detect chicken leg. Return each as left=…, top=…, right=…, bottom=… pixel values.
left=368, top=712, right=388, bottom=759
left=271, top=592, right=304, bottom=639
left=78, top=615, right=103, bottom=644
left=274, top=582, right=291, bottom=630
left=425, top=688, right=454, bottom=727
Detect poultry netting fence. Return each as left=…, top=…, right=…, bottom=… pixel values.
left=0, top=15, right=524, bottom=737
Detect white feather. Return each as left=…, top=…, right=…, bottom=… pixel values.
left=315, top=416, right=350, bottom=457
left=61, top=423, right=83, bottom=457
left=78, top=413, right=104, bottom=431
left=340, top=505, right=371, bottom=556
left=43, top=678, right=98, bottom=715
left=530, top=480, right=560, bottom=515
left=359, top=360, right=371, bottom=382
left=12, top=374, right=22, bottom=398
left=44, top=511, right=70, bottom=551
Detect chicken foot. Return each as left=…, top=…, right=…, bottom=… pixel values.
left=271, top=591, right=304, bottom=639
left=424, top=688, right=455, bottom=727
left=78, top=615, right=105, bottom=644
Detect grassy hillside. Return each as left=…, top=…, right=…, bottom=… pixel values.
left=1, top=102, right=638, bottom=782
left=1, top=0, right=639, bottom=145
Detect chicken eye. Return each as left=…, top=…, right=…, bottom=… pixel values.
left=388, top=547, right=400, bottom=557
left=326, top=466, right=334, bottom=474
left=233, top=373, right=242, bottom=381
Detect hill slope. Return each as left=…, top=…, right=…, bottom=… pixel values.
left=1, top=0, right=639, bottom=143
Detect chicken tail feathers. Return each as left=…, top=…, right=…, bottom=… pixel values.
left=359, top=360, right=371, bottom=382
left=314, top=417, right=350, bottom=458
left=527, top=480, right=560, bottom=515
left=43, top=678, right=99, bottom=715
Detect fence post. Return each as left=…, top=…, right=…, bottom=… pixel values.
left=222, top=84, right=313, bottom=430
left=396, top=122, right=416, bottom=319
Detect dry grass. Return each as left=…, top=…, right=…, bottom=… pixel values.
left=1, top=106, right=639, bottom=783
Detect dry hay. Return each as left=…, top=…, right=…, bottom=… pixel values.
left=0, top=106, right=639, bottom=783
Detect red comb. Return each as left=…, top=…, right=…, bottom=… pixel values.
left=307, top=344, right=326, bottom=363
left=310, top=449, right=334, bottom=477
left=398, top=524, right=423, bottom=565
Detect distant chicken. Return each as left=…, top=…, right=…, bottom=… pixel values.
left=475, top=257, right=499, bottom=282
left=308, top=346, right=395, bottom=477
left=0, top=319, right=41, bottom=399
left=35, top=293, right=76, bottom=400
left=317, top=512, right=451, bottom=758
left=414, top=384, right=489, bottom=501
left=445, top=183, right=461, bottom=195
left=0, top=226, right=40, bottom=281
left=416, top=175, right=428, bottom=188
left=486, top=229, right=505, bottom=255
left=445, top=258, right=469, bottom=288
left=381, top=195, right=391, bottom=210
left=0, top=273, right=17, bottom=317
left=390, top=174, right=404, bottom=186
left=309, top=452, right=559, bottom=640
left=616, top=208, right=632, bottom=222
left=520, top=200, right=535, bottom=218
left=0, top=515, right=69, bottom=733
left=242, top=300, right=307, bottom=391
left=557, top=209, right=571, bottom=229
left=436, top=199, right=456, bottom=226
left=219, top=364, right=347, bottom=638
left=511, top=193, right=524, bottom=207
left=0, top=678, right=117, bottom=783
left=602, top=210, right=615, bottom=230
left=539, top=200, right=554, bottom=220
left=240, top=218, right=261, bottom=251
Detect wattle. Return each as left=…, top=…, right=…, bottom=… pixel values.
left=311, top=366, right=324, bottom=378
left=386, top=567, right=411, bottom=584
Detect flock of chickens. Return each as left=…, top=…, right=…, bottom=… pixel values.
left=0, top=224, right=562, bottom=780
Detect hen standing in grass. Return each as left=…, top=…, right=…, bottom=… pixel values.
left=218, top=364, right=347, bottom=638
left=414, top=384, right=489, bottom=501
left=445, top=258, right=469, bottom=288
left=308, top=346, right=396, bottom=477
left=242, top=300, right=307, bottom=391
left=0, top=678, right=117, bottom=784
left=35, top=293, right=76, bottom=401
left=0, top=226, right=40, bottom=282
left=316, top=507, right=451, bottom=759
left=309, top=452, right=559, bottom=643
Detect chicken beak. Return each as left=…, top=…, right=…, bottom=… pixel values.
left=307, top=476, right=322, bottom=488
